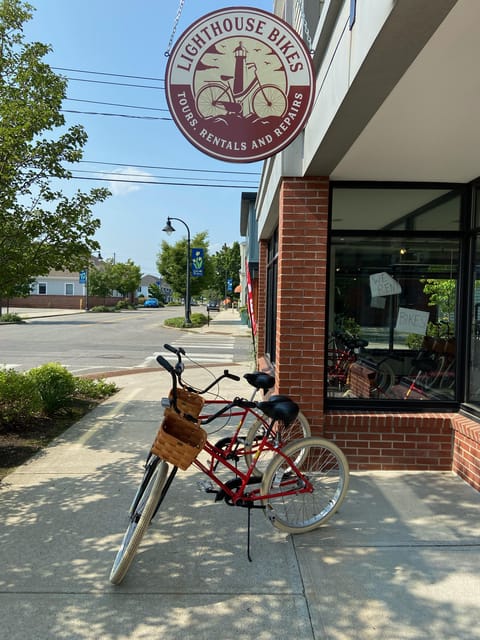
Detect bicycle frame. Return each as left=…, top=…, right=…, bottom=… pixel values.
left=157, top=349, right=314, bottom=507
left=191, top=416, right=314, bottom=507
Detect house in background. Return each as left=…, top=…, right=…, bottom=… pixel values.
left=138, top=274, right=172, bottom=303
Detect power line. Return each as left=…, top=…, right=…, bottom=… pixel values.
left=61, top=109, right=171, bottom=121
left=64, top=76, right=163, bottom=89
left=66, top=98, right=169, bottom=112
left=70, top=175, right=257, bottom=189
left=72, top=168, right=258, bottom=184
left=77, top=160, right=261, bottom=176
left=53, top=66, right=163, bottom=82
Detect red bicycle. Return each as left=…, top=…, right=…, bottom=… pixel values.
left=109, top=346, right=349, bottom=584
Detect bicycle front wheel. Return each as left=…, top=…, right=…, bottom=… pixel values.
left=244, top=411, right=311, bottom=477
left=109, top=458, right=169, bottom=585
left=262, top=437, right=349, bottom=534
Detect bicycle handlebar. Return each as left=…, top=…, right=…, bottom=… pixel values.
left=164, top=343, right=185, bottom=356
left=156, top=354, right=175, bottom=374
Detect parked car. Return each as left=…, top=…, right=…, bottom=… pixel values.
left=144, top=298, right=159, bottom=308
left=207, top=300, right=220, bottom=311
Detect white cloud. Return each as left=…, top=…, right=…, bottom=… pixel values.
left=107, top=167, right=155, bottom=196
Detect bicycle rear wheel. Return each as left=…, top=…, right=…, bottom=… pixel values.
left=262, top=437, right=349, bottom=534
left=109, top=457, right=169, bottom=585
left=244, top=411, right=311, bottom=477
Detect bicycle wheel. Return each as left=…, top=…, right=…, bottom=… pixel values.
left=252, top=85, right=287, bottom=118
left=244, top=411, right=311, bottom=477
left=374, top=360, right=396, bottom=396
left=109, top=458, right=169, bottom=585
left=196, top=83, right=228, bottom=118
left=261, top=437, right=349, bottom=534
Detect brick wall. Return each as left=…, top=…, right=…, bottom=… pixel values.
left=325, top=412, right=453, bottom=470
left=256, top=240, right=268, bottom=363
left=275, top=177, right=330, bottom=431
left=451, top=415, right=480, bottom=490
left=5, top=295, right=122, bottom=310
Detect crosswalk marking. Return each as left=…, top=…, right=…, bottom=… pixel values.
left=143, top=336, right=236, bottom=367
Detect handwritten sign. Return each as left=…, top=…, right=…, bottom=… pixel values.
left=395, top=307, right=429, bottom=335
left=369, top=272, right=402, bottom=297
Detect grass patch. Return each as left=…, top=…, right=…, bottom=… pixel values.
left=0, top=370, right=118, bottom=481
left=164, top=312, right=208, bottom=329
left=0, top=398, right=104, bottom=480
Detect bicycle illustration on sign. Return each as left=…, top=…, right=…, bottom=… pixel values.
left=194, top=40, right=288, bottom=121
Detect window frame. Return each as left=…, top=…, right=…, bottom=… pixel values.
left=327, top=181, right=469, bottom=412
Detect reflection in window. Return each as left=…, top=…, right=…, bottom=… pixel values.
left=469, top=240, right=480, bottom=402
left=329, top=237, right=458, bottom=401
left=265, top=229, right=278, bottom=364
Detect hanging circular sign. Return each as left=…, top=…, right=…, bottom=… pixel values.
left=165, top=7, right=315, bottom=163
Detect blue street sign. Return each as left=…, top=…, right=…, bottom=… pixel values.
left=79, top=270, right=87, bottom=284
left=227, top=277, right=233, bottom=293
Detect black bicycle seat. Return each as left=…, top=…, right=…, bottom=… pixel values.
left=243, top=372, right=275, bottom=392
left=257, top=399, right=299, bottom=426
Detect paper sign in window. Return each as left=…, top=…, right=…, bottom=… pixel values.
left=369, top=272, right=402, bottom=297
left=395, top=307, right=429, bottom=335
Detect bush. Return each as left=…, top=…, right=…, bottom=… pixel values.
left=74, top=377, right=118, bottom=399
left=0, top=369, right=42, bottom=426
left=164, top=313, right=208, bottom=328
left=27, top=363, right=76, bottom=415
left=89, top=305, right=116, bottom=312
left=115, top=300, right=135, bottom=310
left=0, top=313, right=24, bottom=323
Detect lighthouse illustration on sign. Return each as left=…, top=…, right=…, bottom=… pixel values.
left=194, top=39, right=288, bottom=120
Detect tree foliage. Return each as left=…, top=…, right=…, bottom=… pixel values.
left=0, top=0, right=110, bottom=305
left=157, top=231, right=213, bottom=299
left=211, top=242, right=241, bottom=298
left=88, top=259, right=142, bottom=299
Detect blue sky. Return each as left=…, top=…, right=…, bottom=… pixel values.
left=24, top=0, right=273, bottom=275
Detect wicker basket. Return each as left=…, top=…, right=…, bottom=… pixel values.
left=151, top=408, right=207, bottom=470
left=168, top=388, right=204, bottom=419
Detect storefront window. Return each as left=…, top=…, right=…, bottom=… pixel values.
left=329, top=185, right=462, bottom=403
left=265, top=229, right=278, bottom=363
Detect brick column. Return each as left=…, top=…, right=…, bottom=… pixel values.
left=276, top=177, right=329, bottom=433
left=256, top=239, right=269, bottom=370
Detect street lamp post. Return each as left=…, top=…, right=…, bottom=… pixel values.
left=163, top=216, right=191, bottom=325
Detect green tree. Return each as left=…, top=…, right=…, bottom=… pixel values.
left=108, top=260, right=142, bottom=299
left=157, top=231, right=213, bottom=300
left=0, top=0, right=110, bottom=310
left=211, top=242, right=241, bottom=299
left=88, top=264, right=112, bottom=301
left=148, top=283, right=165, bottom=304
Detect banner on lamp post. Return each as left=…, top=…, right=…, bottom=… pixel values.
left=191, top=248, right=204, bottom=276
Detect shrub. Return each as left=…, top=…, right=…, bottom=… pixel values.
left=0, top=313, right=24, bottom=323
left=115, top=300, right=135, bottom=310
left=0, top=369, right=42, bottom=426
left=163, top=313, right=208, bottom=329
left=27, top=363, right=76, bottom=415
left=89, top=305, right=115, bottom=312
left=74, top=377, right=118, bottom=399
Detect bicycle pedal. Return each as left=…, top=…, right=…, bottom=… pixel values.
left=197, top=480, right=217, bottom=494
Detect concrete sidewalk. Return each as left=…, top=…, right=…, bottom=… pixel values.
left=1, top=316, right=479, bottom=638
